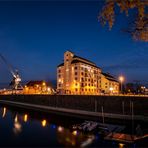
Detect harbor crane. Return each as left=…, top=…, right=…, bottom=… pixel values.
left=0, top=53, right=22, bottom=90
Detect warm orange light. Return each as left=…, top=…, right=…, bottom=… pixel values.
left=119, top=76, right=124, bottom=82
left=119, top=143, right=124, bottom=148
left=24, top=114, right=28, bottom=122
left=58, top=126, right=64, bottom=132
left=42, top=119, right=47, bottom=127
left=72, top=130, right=77, bottom=136
left=58, top=79, right=61, bottom=83
left=42, top=82, right=46, bottom=86
left=2, top=107, right=7, bottom=118
left=15, top=115, right=18, bottom=122
left=109, top=87, right=113, bottom=91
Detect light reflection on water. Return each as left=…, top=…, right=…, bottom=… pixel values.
left=0, top=105, right=144, bottom=147
left=0, top=106, right=97, bottom=147
left=13, top=114, right=22, bottom=135
left=2, top=107, right=6, bottom=118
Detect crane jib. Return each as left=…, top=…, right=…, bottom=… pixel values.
left=0, top=53, right=16, bottom=77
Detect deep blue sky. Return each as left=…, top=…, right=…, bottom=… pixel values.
left=0, top=0, right=148, bottom=84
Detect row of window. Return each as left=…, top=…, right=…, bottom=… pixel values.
left=75, top=88, right=97, bottom=92
left=58, top=83, right=100, bottom=88
left=58, top=66, right=99, bottom=74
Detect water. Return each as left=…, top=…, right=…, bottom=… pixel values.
left=0, top=103, right=147, bottom=147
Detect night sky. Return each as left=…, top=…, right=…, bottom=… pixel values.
left=0, top=0, right=148, bottom=85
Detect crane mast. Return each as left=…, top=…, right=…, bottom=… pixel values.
left=0, top=53, right=22, bottom=90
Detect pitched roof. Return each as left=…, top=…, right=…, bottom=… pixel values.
left=26, top=81, right=53, bottom=87
left=102, top=72, right=119, bottom=83
left=57, top=63, right=64, bottom=67
left=73, top=55, right=96, bottom=65
left=71, top=59, right=101, bottom=69
left=57, top=51, right=101, bottom=69
left=106, top=77, right=119, bottom=83
left=102, top=72, right=114, bottom=79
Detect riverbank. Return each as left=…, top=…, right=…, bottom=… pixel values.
left=0, top=95, right=147, bottom=122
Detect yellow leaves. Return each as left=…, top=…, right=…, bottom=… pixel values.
left=98, top=0, right=148, bottom=42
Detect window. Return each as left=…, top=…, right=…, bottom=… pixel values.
left=58, top=69, right=61, bottom=73
left=75, top=72, right=77, bottom=75
left=81, top=78, right=84, bottom=82
left=75, top=88, right=78, bottom=91
left=58, top=74, right=61, bottom=78
left=81, top=72, right=84, bottom=75
left=75, top=77, right=78, bottom=80
left=74, top=66, right=77, bottom=70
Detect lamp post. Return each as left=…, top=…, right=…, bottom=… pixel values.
left=119, top=76, right=124, bottom=94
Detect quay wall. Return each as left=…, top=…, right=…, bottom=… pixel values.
left=0, top=95, right=147, bottom=116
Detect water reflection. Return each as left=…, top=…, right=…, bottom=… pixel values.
left=23, top=114, right=28, bottom=122
left=2, top=107, right=7, bottom=118
left=72, top=130, right=78, bottom=136
left=56, top=125, right=93, bottom=147
left=119, top=143, right=125, bottom=148
left=0, top=105, right=145, bottom=147
left=41, top=119, right=47, bottom=127
left=57, top=126, right=64, bottom=132
left=13, top=114, right=22, bottom=135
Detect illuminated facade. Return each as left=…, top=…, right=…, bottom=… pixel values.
left=101, top=73, right=119, bottom=94
left=57, top=51, right=101, bottom=95
left=23, top=81, right=54, bottom=94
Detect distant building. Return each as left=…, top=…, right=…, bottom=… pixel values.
left=101, top=73, right=119, bottom=94
left=23, top=80, right=54, bottom=94
left=57, top=51, right=102, bottom=95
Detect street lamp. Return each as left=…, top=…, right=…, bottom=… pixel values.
left=119, top=76, right=124, bottom=94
